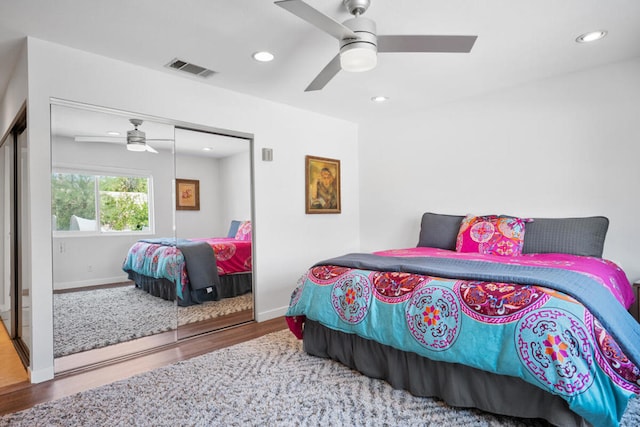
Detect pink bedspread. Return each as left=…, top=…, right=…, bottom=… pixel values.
left=374, top=247, right=634, bottom=309
left=191, top=237, right=252, bottom=274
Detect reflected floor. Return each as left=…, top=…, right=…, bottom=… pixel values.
left=53, top=283, right=252, bottom=361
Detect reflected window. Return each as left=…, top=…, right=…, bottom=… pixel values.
left=52, top=170, right=152, bottom=233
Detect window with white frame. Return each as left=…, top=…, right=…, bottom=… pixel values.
left=52, top=170, right=152, bottom=233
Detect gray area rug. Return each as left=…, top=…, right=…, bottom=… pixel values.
left=54, top=285, right=252, bottom=357
left=178, top=292, right=253, bottom=325
left=4, top=330, right=640, bottom=426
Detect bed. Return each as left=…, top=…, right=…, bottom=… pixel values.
left=285, top=213, right=640, bottom=427
left=122, top=220, right=252, bottom=306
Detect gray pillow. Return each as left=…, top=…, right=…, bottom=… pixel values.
left=521, top=216, right=609, bottom=258
left=417, top=212, right=464, bottom=250
left=417, top=212, right=609, bottom=258
left=227, top=220, right=242, bottom=238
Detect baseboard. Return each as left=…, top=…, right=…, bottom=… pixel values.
left=28, top=366, right=54, bottom=384
left=53, top=275, right=129, bottom=291
left=256, top=305, right=288, bottom=322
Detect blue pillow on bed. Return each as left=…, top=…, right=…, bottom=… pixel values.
left=227, top=220, right=242, bottom=238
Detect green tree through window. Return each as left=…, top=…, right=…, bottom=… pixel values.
left=52, top=172, right=150, bottom=232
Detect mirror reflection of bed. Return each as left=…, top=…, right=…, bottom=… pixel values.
left=122, top=219, right=254, bottom=340
left=50, top=103, right=253, bottom=373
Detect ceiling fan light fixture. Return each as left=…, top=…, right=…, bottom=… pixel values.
left=275, top=0, right=477, bottom=91
left=127, top=124, right=147, bottom=151
left=126, top=141, right=147, bottom=152
left=340, top=43, right=377, bottom=72
left=339, top=16, right=378, bottom=72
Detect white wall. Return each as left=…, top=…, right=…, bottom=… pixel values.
left=175, top=154, right=224, bottom=238
left=359, top=57, right=640, bottom=279
left=16, top=37, right=359, bottom=382
left=219, top=150, right=252, bottom=231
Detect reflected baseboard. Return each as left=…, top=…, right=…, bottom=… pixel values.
left=177, top=309, right=254, bottom=340
left=55, top=330, right=177, bottom=375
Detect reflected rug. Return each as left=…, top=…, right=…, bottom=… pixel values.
left=4, top=330, right=640, bottom=426
left=54, top=285, right=252, bottom=357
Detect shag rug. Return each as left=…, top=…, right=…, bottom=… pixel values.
left=3, top=330, right=640, bottom=426
left=178, top=292, right=253, bottom=325
left=54, top=285, right=252, bottom=357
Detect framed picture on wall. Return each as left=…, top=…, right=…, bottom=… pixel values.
left=176, top=179, right=200, bottom=211
left=305, top=155, right=341, bottom=214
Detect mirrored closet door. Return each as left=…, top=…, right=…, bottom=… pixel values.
left=50, top=101, right=254, bottom=373
left=0, top=109, right=29, bottom=367
left=51, top=103, right=178, bottom=372
left=173, top=128, right=253, bottom=339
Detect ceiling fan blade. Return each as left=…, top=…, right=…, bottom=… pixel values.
left=378, top=35, right=477, bottom=53
left=144, top=144, right=159, bottom=154
left=305, top=54, right=342, bottom=92
left=275, top=0, right=356, bottom=40
left=74, top=136, right=125, bottom=143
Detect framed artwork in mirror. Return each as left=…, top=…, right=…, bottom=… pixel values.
left=305, top=155, right=341, bottom=214
left=176, top=178, right=200, bottom=210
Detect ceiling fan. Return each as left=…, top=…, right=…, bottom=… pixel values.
left=75, top=119, right=173, bottom=153
left=275, top=0, right=477, bottom=91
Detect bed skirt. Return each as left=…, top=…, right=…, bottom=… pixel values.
left=127, top=271, right=176, bottom=300
left=303, top=320, right=589, bottom=427
left=126, top=270, right=252, bottom=307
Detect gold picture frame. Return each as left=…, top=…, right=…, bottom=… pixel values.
left=176, top=179, right=200, bottom=211
left=305, top=155, right=341, bottom=214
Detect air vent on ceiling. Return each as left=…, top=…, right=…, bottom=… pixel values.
left=165, top=58, right=216, bottom=78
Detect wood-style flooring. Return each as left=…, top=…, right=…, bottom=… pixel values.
left=0, top=316, right=288, bottom=416
left=0, top=323, right=28, bottom=389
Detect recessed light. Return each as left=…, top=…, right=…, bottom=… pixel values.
left=202, top=147, right=213, bottom=151
left=576, top=30, right=607, bottom=43
left=252, top=51, right=275, bottom=62
left=106, top=131, right=120, bottom=136
left=371, top=96, right=389, bottom=103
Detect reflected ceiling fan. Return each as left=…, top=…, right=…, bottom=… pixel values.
left=275, top=0, right=477, bottom=91
left=75, top=119, right=173, bottom=153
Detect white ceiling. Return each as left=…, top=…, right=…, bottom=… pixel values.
left=51, top=103, right=249, bottom=158
left=1, top=0, right=640, bottom=124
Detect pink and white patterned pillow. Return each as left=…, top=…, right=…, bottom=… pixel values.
left=234, top=220, right=252, bottom=241
left=456, top=214, right=530, bottom=256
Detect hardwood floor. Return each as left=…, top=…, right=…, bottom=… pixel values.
left=0, top=323, right=28, bottom=389
left=0, top=316, right=288, bottom=416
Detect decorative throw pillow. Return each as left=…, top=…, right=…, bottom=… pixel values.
left=234, top=220, right=252, bottom=241
left=456, top=214, right=530, bottom=256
